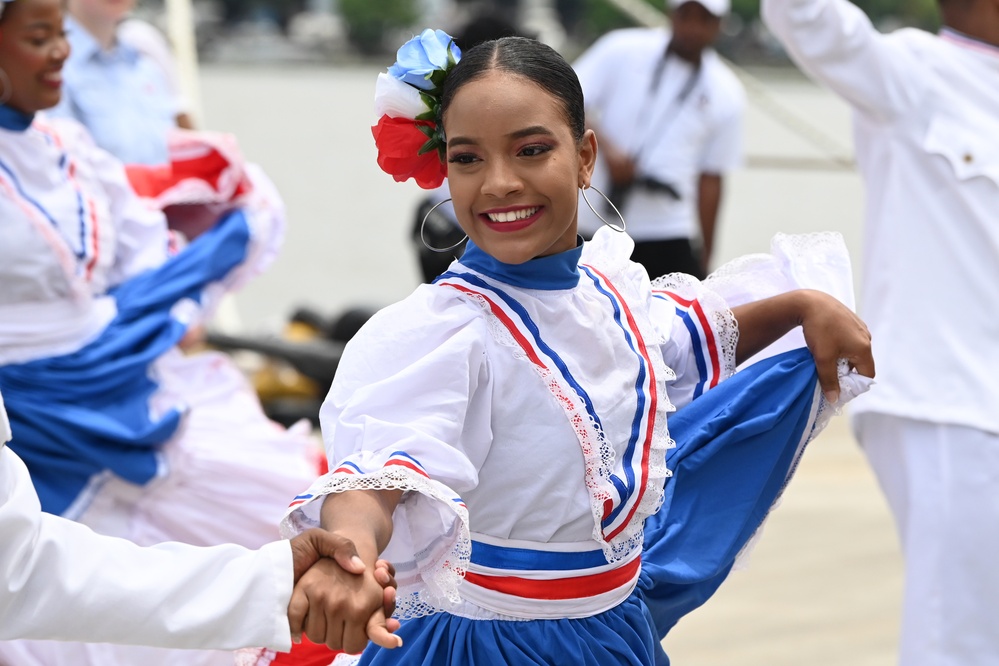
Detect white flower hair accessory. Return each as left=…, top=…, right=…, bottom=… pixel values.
left=371, top=29, right=461, bottom=189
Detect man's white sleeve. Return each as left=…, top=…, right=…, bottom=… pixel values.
left=0, top=444, right=294, bottom=651
left=761, top=0, right=922, bottom=119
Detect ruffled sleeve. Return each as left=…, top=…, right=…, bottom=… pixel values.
left=653, top=231, right=860, bottom=408
left=649, top=275, right=740, bottom=410
left=281, top=287, right=492, bottom=617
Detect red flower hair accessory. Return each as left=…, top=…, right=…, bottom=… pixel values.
left=371, top=29, right=461, bottom=190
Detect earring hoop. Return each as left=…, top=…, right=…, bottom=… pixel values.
left=420, top=198, right=468, bottom=253
left=580, top=185, right=626, bottom=233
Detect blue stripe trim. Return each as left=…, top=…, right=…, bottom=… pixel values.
left=580, top=266, right=646, bottom=528
left=388, top=450, right=424, bottom=467
left=470, top=540, right=609, bottom=571
left=676, top=309, right=709, bottom=399
left=0, top=156, right=87, bottom=260
left=336, top=460, right=363, bottom=474
left=436, top=271, right=607, bottom=439
left=654, top=294, right=710, bottom=400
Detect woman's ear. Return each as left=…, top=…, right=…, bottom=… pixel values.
left=578, top=129, right=598, bottom=188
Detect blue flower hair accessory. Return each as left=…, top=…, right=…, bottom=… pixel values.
left=372, top=29, right=462, bottom=189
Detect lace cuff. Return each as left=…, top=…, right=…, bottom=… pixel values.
left=281, top=453, right=470, bottom=619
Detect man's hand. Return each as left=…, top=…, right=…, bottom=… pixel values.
left=286, top=530, right=401, bottom=652
left=289, top=528, right=366, bottom=582
left=286, top=554, right=402, bottom=653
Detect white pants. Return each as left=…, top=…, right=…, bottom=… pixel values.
left=856, top=413, right=999, bottom=666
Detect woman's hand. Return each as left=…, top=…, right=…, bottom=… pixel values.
left=731, top=289, right=875, bottom=402
left=796, top=290, right=875, bottom=402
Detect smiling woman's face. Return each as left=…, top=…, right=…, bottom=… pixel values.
left=442, top=69, right=597, bottom=265
left=0, top=0, right=69, bottom=114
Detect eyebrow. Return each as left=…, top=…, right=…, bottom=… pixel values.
left=448, top=125, right=556, bottom=148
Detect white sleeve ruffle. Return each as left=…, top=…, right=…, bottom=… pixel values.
left=281, top=289, right=491, bottom=618
left=652, top=232, right=857, bottom=408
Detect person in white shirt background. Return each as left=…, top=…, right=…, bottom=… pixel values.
left=573, top=0, right=745, bottom=279
left=0, top=389, right=401, bottom=653
left=762, top=0, right=999, bottom=662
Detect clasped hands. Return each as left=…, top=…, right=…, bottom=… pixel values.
left=287, top=529, right=403, bottom=653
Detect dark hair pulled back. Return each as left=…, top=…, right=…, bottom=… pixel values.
left=440, top=37, right=586, bottom=143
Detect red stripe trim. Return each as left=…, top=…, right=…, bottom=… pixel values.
left=463, top=556, right=641, bottom=600
left=655, top=290, right=721, bottom=389
left=440, top=282, right=546, bottom=368
left=83, top=196, right=100, bottom=279
left=384, top=458, right=430, bottom=478
left=587, top=267, right=656, bottom=541
left=332, top=466, right=357, bottom=475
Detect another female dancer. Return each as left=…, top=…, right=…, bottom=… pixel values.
left=0, top=0, right=322, bottom=663
left=265, top=31, right=875, bottom=665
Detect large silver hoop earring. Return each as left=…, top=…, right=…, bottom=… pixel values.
left=580, top=185, right=626, bottom=233
left=420, top=198, right=468, bottom=253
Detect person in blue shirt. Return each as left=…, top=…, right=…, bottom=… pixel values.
left=50, top=0, right=180, bottom=164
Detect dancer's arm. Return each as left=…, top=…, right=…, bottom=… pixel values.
left=0, top=444, right=381, bottom=651
left=731, top=289, right=874, bottom=401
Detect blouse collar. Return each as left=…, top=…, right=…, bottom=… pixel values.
left=0, top=105, right=34, bottom=132
left=455, top=238, right=584, bottom=290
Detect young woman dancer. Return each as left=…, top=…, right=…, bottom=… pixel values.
left=263, top=31, right=874, bottom=666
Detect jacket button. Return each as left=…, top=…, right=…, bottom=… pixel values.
left=964, top=153, right=974, bottom=163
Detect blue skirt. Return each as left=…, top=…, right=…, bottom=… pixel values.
left=0, top=211, right=251, bottom=515
left=358, top=348, right=824, bottom=666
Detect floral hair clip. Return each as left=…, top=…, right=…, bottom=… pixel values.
left=371, top=29, right=461, bottom=190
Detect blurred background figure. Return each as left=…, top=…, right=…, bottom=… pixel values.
left=574, top=0, right=745, bottom=279
left=52, top=0, right=186, bottom=164
left=763, top=0, right=999, bottom=663
left=118, top=16, right=197, bottom=129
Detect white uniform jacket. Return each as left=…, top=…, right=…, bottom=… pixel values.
left=0, top=390, right=295, bottom=650
left=763, top=0, right=999, bottom=434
